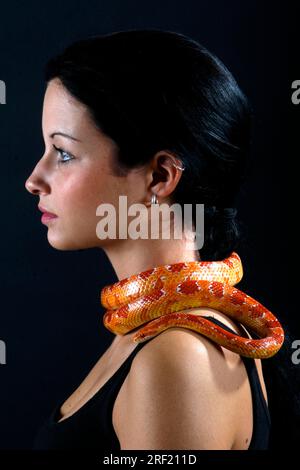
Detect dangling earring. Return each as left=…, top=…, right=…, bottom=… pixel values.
left=151, top=193, right=158, bottom=204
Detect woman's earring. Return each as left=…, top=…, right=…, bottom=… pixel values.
left=172, top=161, right=185, bottom=171
left=151, top=193, right=158, bottom=204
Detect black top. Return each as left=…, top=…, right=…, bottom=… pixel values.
left=33, top=316, right=271, bottom=450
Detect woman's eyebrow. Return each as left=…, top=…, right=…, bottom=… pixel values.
left=50, top=131, right=81, bottom=142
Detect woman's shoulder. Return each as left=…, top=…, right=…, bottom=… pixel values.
left=129, top=308, right=268, bottom=407
left=131, top=308, right=248, bottom=371
left=115, top=309, right=253, bottom=449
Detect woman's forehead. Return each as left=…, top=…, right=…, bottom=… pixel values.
left=42, top=80, right=91, bottom=142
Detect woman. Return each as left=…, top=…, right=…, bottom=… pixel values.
left=25, top=29, right=291, bottom=450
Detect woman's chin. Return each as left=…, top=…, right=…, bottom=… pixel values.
left=46, top=232, right=96, bottom=251
left=47, top=233, right=81, bottom=251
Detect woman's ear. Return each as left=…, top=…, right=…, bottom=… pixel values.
left=146, top=150, right=185, bottom=203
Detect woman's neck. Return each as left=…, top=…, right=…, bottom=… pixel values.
left=102, top=238, right=200, bottom=281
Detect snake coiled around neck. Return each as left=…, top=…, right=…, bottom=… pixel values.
left=101, top=252, right=284, bottom=359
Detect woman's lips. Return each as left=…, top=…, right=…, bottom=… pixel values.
left=38, top=205, right=58, bottom=224
left=41, top=212, right=58, bottom=224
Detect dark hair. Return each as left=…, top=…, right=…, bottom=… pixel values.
left=43, top=29, right=299, bottom=448
left=44, top=29, right=252, bottom=262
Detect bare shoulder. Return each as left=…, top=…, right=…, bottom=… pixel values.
left=130, top=324, right=247, bottom=395
left=115, top=322, right=253, bottom=450
left=131, top=325, right=242, bottom=381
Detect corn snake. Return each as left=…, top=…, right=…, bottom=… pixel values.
left=101, top=252, right=284, bottom=358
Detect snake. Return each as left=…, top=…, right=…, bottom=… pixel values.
left=101, top=252, right=284, bottom=359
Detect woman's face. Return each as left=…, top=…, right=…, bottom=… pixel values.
left=25, top=78, right=148, bottom=250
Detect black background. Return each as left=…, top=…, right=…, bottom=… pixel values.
left=0, top=0, right=297, bottom=451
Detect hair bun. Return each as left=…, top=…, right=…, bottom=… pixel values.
left=205, top=206, right=237, bottom=222
left=214, top=207, right=238, bottom=222
left=201, top=206, right=240, bottom=261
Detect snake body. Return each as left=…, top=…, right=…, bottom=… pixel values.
left=101, top=252, right=284, bottom=359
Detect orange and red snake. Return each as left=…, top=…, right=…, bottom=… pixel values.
left=101, top=252, right=284, bottom=359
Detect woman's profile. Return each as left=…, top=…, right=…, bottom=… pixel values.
left=24, top=29, right=293, bottom=450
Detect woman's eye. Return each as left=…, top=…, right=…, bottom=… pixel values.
left=53, top=144, right=74, bottom=164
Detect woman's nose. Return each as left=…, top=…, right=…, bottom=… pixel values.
left=25, top=165, right=50, bottom=196
left=25, top=175, right=41, bottom=195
